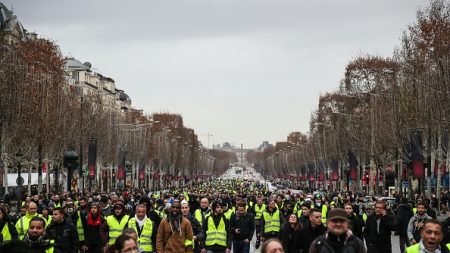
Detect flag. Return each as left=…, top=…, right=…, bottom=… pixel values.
left=88, top=139, right=97, bottom=179
left=331, top=159, right=339, bottom=181
left=411, top=129, right=424, bottom=179
left=348, top=150, right=358, bottom=180
left=117, top=149, right=125, bottom=180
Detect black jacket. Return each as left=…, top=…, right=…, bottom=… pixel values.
left=186, top=213, right=205, bottom=253
left=396, top=203, right=413, bottom=235
left=347, top=213, right=364, bottom=241
left=280, top=222, right=301, bottom=253
left=298, top=221, right=327, bottom=253
left=364, top=214, right=396, bottom=253
left=230, top=212, right=255, bottom=241
left=309, top=232, right=366, bottom=253
left=46, top=218, right=79, bottom=253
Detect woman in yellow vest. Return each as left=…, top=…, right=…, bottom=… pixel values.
left=0, top=207, right=18, bottom=243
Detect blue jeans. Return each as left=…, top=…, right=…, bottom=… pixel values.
left=233, top=240, right=250, bottom=253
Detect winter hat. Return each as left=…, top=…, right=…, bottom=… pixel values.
left=211, top=201, right=222, bottom=210
left=327, top=208, right=349, bottom=222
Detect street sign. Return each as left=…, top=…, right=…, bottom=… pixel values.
left=16, top=176, right=24, bottom=186
left=402, top=181, right=409, bottom=188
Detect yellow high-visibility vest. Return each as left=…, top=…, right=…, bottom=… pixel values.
left=1, top=223, right=12, bottom=242
left=194, top=209, right=210, bottom=225
left=76, top=211, right=85, bottom=241
left=205, top=216, right=227, bottom=247
left=223, top=209, right=234, bottom=220
left=106, top=215, right=129, bottom=245
left=254, top=204, right=266, bottom=220
left=263, top=210, right=281, bottom=233
left=128, top=217, right=154, bottom=252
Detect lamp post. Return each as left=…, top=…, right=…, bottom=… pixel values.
left=64, top=150, right=79, bottom=193
left=15, top=152, right=24, bottom=211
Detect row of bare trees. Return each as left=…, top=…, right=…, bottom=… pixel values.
left=247, top=0, right=450, bottom=197
left=0, top=37, right=236, bottom=194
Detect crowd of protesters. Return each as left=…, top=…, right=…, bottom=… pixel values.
left=0, top=179, right=449, bottom=253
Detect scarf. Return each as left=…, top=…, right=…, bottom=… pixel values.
left=135, top=215, right=147, bottom=228
left=87, top=212, right=102, bottom=226
left=23, top=233, right=52, bottom=249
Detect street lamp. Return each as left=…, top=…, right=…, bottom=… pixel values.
left=63, top=150, right=79, bottom=193
left=15, top=152, right=24, bottom=211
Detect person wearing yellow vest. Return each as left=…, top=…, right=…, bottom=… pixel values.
left=406, top=219, right=450, bottom=253
left=202, top=201, right=231, bottom=253
left=46, top=207, right=80, bottom=252
left=261, top=200, right=282, bottom=241
left=63, top=200, right=85, bottom=248
left=128, top=204, right=156, bottom=253
left=16, top=202, right=45, bottom=240
left=0, top=207, right=18, bottom=243
left=51, top=194, right=63, bottom=209
left=42, top=206, right=53, bottom=225
left=156, top=200, right=194, bottom=253
left=194, top=198, right=211, bottom=225
left=103, top=202, right=130, bottom=246
left=222, top=203, right=234, bottom=221
left=22, top=216, right=55, bottom=253
left=313, top=195, right=328, bottom=225
left=253, top=196, right=266, bottom=249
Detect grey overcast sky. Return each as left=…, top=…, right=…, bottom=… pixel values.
left=3, top=0, right=424, bottom=149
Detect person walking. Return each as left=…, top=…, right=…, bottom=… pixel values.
left=308, top=208, right=366, bottom=253
left=46, top=207, right=80, bottom=253
left=344, top=203, right=364, bottom=241
left=83, top=202, right=106, bottom=253
left=156, top=200, right=194, bottom=253
left=102, top=202, right=130, bottom=247
left=261, top=200, right=283, bottom=241
left=364, top=200, right=396, bottom=253
left=407, top=202, right=432, bottom=245
left=16, top=202, right=43, bottom=240
left=0, top=207, right=18, bottom=243
left=396, top=197, right=414, bottom=253
left=181, top=199, right=204, bottom=253
left=22, top=217, right=54, bottom=253
left=128, top=204, right=157, bottom=253
left=297, top=208, right=326, bottom=253
left=202, top=201, right=231, bottom=253
left=230, top=203, right=254, bottom=253
left=406, top=220, right=450, bottom=253
left=279, top=213, right=301, bottom=253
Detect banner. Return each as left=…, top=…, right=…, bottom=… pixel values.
left=88, top=139, right=97, bottom=179
left=331, top=159, right=339, bottom=181
left=411, top=130, right=424, bottom=179
left=348, top=150, right=358, bottom=180
left=117, top=149, right=125, bottom=180
left=139, top=161, right=145, bottom=180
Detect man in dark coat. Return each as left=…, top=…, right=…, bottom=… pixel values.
left=230, top=203, right=255, bottom=253
left=364, top=200, right=396, bottom=253
left=46, top=207, right=79, bottom=253
left=297, top=208, right=327, bottom=253
left=396, top=197, right=414, bottom=253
